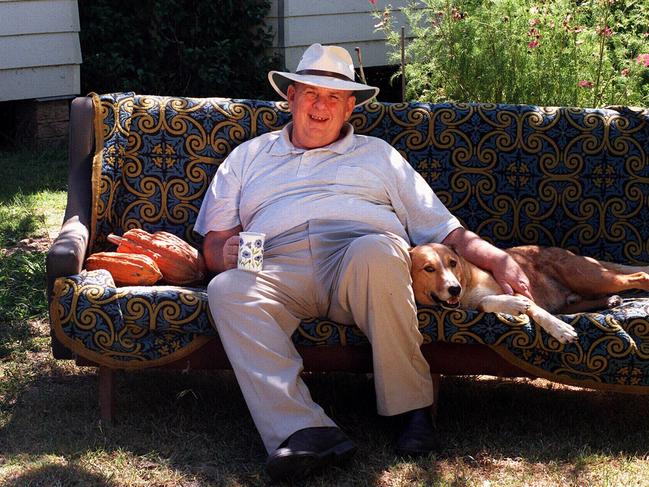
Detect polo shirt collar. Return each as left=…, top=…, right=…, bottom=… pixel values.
left=269, top=122, right=356, bottom=156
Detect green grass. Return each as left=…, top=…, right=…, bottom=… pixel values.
left=2, top=147, right=649, bottom=486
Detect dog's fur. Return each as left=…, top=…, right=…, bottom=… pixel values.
left=409, top=244, right=649, bottom=343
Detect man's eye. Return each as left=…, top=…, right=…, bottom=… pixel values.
left=449, top=260, right=457, bottom=268
left=424, top=266, right=435, bottom=273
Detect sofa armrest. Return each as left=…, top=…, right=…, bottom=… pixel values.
left=46, top=217, right=89, bottom=288
left=46, top=96, right=95, bottom=290
left=47, top=96, right=95, bottom=358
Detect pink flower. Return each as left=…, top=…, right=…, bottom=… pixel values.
left=621, top=68, right=630, bottom=77
left=637, top=53, right=649, bottom=67
left=529, top=18, right=540, bottom=27
left=451, top=7, right=464, bottom=21
left=528, top=27, right=540, bottom=37
left=578, top=80, right=594, bottom=89
left=596, top=25, right=613, bottom=37
left=528, top=39, right=540, bottom=49
left=368, top=0, right=377, bottom=4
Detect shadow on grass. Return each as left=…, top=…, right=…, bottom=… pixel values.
left=2, top=368, right=649, bottom=485
left=0, top=147, right=67, bottom=203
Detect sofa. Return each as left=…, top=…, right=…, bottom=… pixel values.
left=47, top=93, right=649, bottom=422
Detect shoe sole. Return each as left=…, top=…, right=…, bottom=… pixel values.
left=266, top=440, right=357, bottom=481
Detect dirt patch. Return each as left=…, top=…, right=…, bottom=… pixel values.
left=1, top=236, right=51, bottom=257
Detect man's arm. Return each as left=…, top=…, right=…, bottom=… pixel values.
left=203, top=225, right=243, bottom=273
left=442, top=227, right=532, bottom=299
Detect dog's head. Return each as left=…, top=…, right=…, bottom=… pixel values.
left=409, top=243, right=466, bottom=309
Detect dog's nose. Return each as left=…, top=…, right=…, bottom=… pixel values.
left=448, top=285, right=461, bottom=297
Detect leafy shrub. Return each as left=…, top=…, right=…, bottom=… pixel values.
left=78, top=0, right=278, bottom=98
left=374, top=0, right=649, bottom=107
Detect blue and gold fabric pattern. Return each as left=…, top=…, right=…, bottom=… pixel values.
left=50, top=92, right=649, bottom=392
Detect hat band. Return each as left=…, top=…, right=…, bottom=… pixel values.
left=295, top=69, right=354, bottom=83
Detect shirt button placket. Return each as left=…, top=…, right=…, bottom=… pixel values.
left=297, top=151, right=310, bottom=177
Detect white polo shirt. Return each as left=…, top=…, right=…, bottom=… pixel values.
left=194, top=122, right=462, bottom=245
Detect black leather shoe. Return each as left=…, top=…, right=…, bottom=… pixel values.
left=395, top=406, right=439, bottom=457
left=266, top=427, right=357, bottom=481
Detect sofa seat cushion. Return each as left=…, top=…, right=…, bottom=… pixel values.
left=51, top=270, right=215, bottom=368
left=51, top=270, right=649, bottom=392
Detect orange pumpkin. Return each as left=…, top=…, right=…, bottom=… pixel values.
left=86, top=252, right=163, bottom=286
left=107, top=229, right=205, bottom=285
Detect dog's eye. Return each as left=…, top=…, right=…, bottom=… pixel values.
left=424, top=266, right=435, bottom=273
left=449, top=259, right=457, bottom=268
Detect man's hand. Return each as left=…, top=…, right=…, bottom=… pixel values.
left=442, top=227, right=533, bottom=300
left=491, top=252, right=532, bottom=299
left=222, top=235, right=240, bottom=270
left=203, top=226, right=242, bottom=273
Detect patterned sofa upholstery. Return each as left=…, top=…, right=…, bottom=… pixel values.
left=47, top=93, right=649, bottom=419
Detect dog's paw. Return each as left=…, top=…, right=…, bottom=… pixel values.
left=606, top=295, right=622, bottom=308
left=481, top=295, right=531, bottom=316
left=543, top=315, right=578, bottom=344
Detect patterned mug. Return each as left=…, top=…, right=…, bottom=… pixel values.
left=237, top=232, right=266, bottom=271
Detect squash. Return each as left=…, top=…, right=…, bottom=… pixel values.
left=86, top=252, right=162, bottom=286
left=107, top=229, right=205, bottom=285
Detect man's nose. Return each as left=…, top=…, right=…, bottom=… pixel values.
left=313, top=95, right=326, bottom=108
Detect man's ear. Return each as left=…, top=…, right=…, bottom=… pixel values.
left=344, top=94, right=355, bottom=120
left=286, top=84, right=296, bottom=106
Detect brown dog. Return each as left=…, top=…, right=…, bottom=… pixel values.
left=409, top=243, right=649, bottom=344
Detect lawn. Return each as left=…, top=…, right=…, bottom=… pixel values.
left=2, top=147, right=649, bottom=486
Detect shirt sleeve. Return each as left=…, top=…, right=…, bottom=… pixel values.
left=193, top=146, right=243, bottom=236
left=384, top=144, right=464, bottom=245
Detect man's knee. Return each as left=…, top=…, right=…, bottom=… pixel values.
left=207, top=270, right=249, bottom=312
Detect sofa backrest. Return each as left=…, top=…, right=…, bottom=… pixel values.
left=90, top=92, right=649, bottom=264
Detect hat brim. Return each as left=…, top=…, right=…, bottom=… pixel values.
left=268, top=71, right=379, bottom=107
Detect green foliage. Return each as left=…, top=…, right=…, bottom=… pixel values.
left=0, top=252, right=47, bottom=358
left=0, top=149, right=67, bottom=357
left=0, top=195, right=43, bottom=248
left=78, top=0, right=278, bottom=98
left=375, top=0, right=649, bottom=106
left=0, top=148, right=67, bottom=248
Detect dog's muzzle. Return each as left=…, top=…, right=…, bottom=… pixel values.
left=429, top=291, right=460, bottom=310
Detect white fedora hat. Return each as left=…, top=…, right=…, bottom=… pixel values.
left=268, top=43, right=380, bottom=107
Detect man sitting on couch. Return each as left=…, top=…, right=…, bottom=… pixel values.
left=195, top=43, right=531, bottom=481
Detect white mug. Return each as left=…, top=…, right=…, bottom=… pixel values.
left=237, top=232, right=266, bottom=271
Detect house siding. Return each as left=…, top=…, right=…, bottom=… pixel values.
left=0, top=0, right=81, bottom=102
left=267, top=0, right=415, bottom=71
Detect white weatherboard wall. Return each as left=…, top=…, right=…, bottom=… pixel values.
left=0, top=0, right=81, bottom=101
left=267, top=0, right=416, bottom=71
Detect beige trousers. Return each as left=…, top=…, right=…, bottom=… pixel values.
left=207, top=220, right=434, bottom=452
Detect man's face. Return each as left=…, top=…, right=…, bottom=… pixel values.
left=286, top=82, right=356, bottom=149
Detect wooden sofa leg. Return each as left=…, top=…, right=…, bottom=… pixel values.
left=98, top=366, right=116, bottom=424
left=430, top=373, right=441, bottom=425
